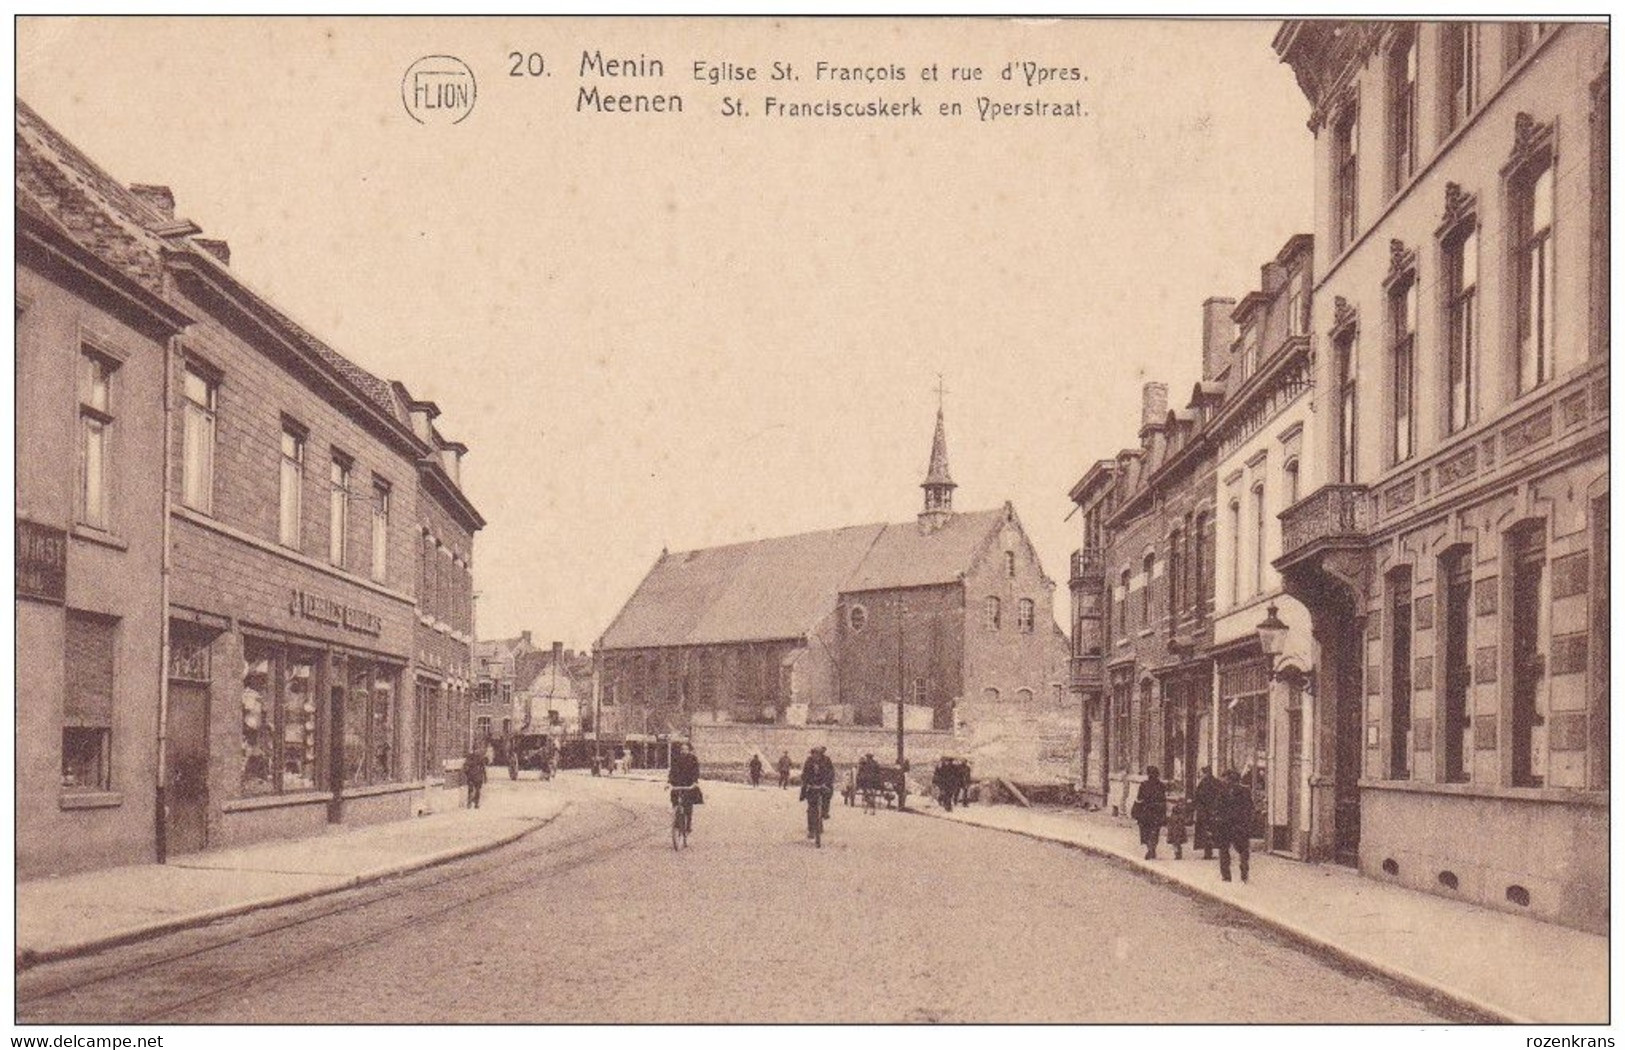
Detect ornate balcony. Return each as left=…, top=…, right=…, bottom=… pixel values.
left=1070, top=547, right=1105, bottom=586
left=1276, top=484, right=1371, bottom=570
left=1069, top=655, right=1104, bottom=692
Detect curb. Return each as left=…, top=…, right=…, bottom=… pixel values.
left=16, top=803, right=569, bottom=973
left=907, top=806, right=1525, bottom=1024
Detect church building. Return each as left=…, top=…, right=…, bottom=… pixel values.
left=594, top=409, right=1074, bottom=781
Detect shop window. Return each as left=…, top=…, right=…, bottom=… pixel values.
left=279, top=422, right=306, bottom=549
left=241, top=640, right=320, bottom=796
left=1017, top=598, right=1035, bottom=633
left=78, top=350, right=117, bottom=530
left=341, top=658, right=401, bottom=787
left=181, top=365, right=216, bottom=513
left=1389, top=568, right=1414, bottom=779
left=63, top=611, right=116, bottom=792
left=1136, top=679, right=1154, bottom=772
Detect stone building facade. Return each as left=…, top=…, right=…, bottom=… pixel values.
left=598, top=409, right=1072, bottom=781
left=15, top=99, right=483, bottom=874
left=1273, top=21, right=1607, bottom=931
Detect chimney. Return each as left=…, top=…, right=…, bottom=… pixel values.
left=521, top=630, right=533, bottom=648
left=128, top=184, right=175, bottom=219
left=1139, top=382, right=1169, bottom=432
left=1202, top=298, right=1238, bottom=380
left=195, top=238, right=231, bottom=266
left=552, top=641, right=564, bottom=664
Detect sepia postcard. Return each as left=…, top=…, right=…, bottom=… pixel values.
left=11, top=13, right=1612, bottom=1038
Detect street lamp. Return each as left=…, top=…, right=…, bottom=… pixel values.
left=1256, top=603, right=1312, bottom=693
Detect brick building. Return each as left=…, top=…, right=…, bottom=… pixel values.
left=16, top=115, right=194, bottom=876
left=15, top=100, right=483, bottom=872
left=1273, top=21, right=1607, bottom=930
left=597, top=409, right=1073, bottom=781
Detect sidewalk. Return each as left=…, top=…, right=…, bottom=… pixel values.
left=915, top=800, right=1607, bottom=1024
left=16, top=779, right=567, bottom=969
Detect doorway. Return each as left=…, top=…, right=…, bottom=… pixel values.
left=165, top=680, right=211, bottom=856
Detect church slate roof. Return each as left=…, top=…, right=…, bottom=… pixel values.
left=597, top=507, right=1011, bottom=650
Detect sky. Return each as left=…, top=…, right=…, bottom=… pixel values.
left=17, top=16, right=1314, bottom=650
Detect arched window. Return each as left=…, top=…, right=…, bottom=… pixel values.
left=984, top=596, right=1002, bottom=631
left=982, top=687, right=1000, bottom=704
left=1017, top=598, right=1035, bottom=633
left=848, top=604, right=868, bottom=633
left=1016, top=688, right=1034, bottom=704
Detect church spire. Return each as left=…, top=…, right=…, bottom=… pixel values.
left=919, top=378, right=956, bottom=531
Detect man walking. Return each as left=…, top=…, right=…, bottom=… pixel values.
left=464, top=743, right=487, bottom=809
left=776, top=750, right=793, bottom=789
left=1192, top=766, right=1220, bottom=860
left=1215, top=769, right=1252, bottom=883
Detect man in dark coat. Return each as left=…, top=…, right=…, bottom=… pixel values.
left=1214, top=768, right=1253, bottom=883
left=776, top=751, right=793, bottom=789
left=1132, top=765, right=1169, bottom=859
left=800, top=746, right=835, bottom=836
left=464, top=744, right=487, bottom=809
left=748, top=753, right=763, bottom=787
left=1192, top=766, right=1221, bottom=860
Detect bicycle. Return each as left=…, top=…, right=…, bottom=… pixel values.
left=805, top=785, right=832, bottom=848
left=670, top=785, right=698, bottom=850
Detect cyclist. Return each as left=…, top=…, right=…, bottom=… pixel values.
left=668, top=741, right=701, bottom=831
left=799, top=745, right=835, bottom=839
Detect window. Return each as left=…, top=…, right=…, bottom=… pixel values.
left=1228, top=499, right=1242, bottom=606
left=279, top=423, right=305, bottom=548
left=1442, top=226, right=1481, bottom=433
left=240, top=640, right=320, bottom=796
left=1238, top=326, right=1260, bottom=382
left=1119, top=571, right=1131, bottom=634
left=1509, top=522, right=1548, bottom=787
left=1137, top=678, right=1154, bottom=770
left=913, top=677, right=928, bottom=706
left=1514, top=158, right=1557, bottom=394
left=329, top=452, right=351, bottom=567
left=475, top=715, right=492, bottom=739
left=848, top=604, right=868, bottom=633
left=1005, top=551, right=1016, bottom=578
left=1016, top=687, right=1034, bottom=704
left=1441, top=546, right=1473, bottom=782
left=63, top=612, right=116, bottom=792
left=1442, top=24, right=1479, bottom=135
left=1284, top=458, right=1301, bottom=507
left=1192, top=513, right=1208, bottom=611
left=983, top=596, right=1002, bottom=631
left=371, top=479, right=390, bottom=582
left=79, top=351, right=116, bottom=529
left=1390, top=277, right=1417, bottom=463
left=1111, top=682, right=1131, bottom=772
left=1389, top=568, right=1413, bottom=780
left=1505, top=23, right=1550, bottom=68
left=1167, top=529, right=1183, bottom=622
left=1017, top=598, right=1035, bottom=633
left=1334, top=106, right=1360, bottom=252
left=1287, top=270, right=1309, bottom=337
left=1142, top=553, right=1155, bottom=624
left=181, top=366, right=216, bottom=513
left=982, top=687, right=1001, bottom=704
left=1252, top=482, right=1267, bottom=596
left=1389, top=29, right=1418, bottom=192
left=1336, top=328, right=1359, bottom=483
left=343, top=659, right=400, bottom=787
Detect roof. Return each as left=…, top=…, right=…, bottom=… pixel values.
left=599, top=507, right=1013, bottom=650
left=839, top=507, right=1005, bottom=593
left=922, top=407, right=955, bottom=488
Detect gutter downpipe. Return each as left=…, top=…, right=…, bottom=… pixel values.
left=155, top=334, right=176, bottom=864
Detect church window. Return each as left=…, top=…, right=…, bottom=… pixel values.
left=1016, top=688, right=1034, bottom=704
left=848, top=604, right=868, bottom=633
left=982, top=687, right=1000, bottom=703
left=1017, top=598, right=1035, bottom=633
left=984, top=597, right=1002, bottom=631
left=1005, top=551, right=1016, bottom=577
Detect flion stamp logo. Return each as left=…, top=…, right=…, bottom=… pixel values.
left=403, top=55, right=476, bottom=125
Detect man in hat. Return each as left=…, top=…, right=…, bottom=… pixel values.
left=800, top=745, right=836, bottom=836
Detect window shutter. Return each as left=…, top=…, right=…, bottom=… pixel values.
left=65, top=613, right=116, bottom=726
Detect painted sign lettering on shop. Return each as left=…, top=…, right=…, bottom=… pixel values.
left=289, top=588, right=383, bottom=636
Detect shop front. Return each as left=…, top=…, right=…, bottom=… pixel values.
left=1215, top=651, right=1270, bottom=840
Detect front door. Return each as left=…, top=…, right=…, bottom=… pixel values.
left=165, top=681, right=211, bottom=856
left=1286, top=687, right=1303, bottom=852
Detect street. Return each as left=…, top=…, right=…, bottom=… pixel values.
left=17, top=774, right=1467, bottom=1023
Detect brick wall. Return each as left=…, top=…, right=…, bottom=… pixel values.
left=836, top=583, right=963, bottom=727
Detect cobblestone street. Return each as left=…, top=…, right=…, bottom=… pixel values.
left=18, top=775, right=1467, bottom=1023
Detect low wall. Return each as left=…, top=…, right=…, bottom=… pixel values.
left=690, top=722, right=1074, bottom=785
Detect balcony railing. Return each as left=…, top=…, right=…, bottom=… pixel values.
left=1069, top=655, right=1104, bottom=692
left=1278, top=484, right=1371, bottom=564
left=1070, top=547, right=1105, bottom=584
